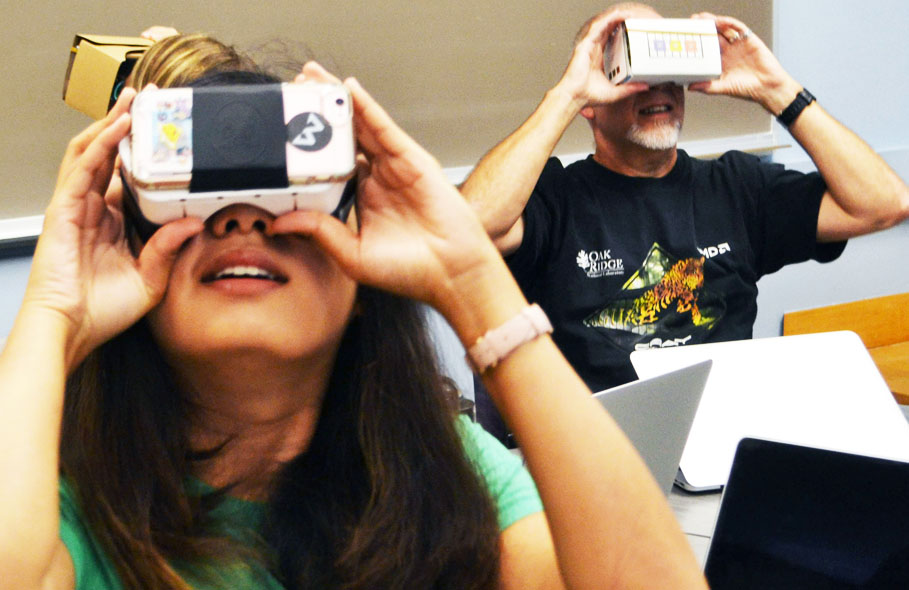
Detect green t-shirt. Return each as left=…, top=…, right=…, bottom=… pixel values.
left=59, top=418, right=542, bottom=589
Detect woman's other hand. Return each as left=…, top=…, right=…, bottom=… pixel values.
left=24, top=88, right=202, bottom=371
left=272, top=73, right=503, bottom=315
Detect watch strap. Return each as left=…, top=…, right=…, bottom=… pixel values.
left=467, top=304, right=553, bottom=374
left=777, top=88, right=816, bottom=127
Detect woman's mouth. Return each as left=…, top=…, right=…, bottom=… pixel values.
left=200, top=249, right=290, bottom=294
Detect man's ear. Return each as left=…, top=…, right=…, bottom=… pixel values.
left=580, top=106, right=595, bottom=121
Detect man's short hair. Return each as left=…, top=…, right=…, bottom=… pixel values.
left=574, top=2, right=662, bottom=45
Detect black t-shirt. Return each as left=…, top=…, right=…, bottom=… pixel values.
left=507, top=150, right=846, bottom=392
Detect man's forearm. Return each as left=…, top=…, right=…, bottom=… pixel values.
left=460, top=86, right=585, bottom=246
left=687, top=14, right=908, bottom=241
left=786, top=101, right=909, bottom=241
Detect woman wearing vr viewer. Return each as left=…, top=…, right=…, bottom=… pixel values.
left=0, top=35, right=705, bottom=589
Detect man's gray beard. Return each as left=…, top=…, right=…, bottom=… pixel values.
left=626, top=121, right=682, bottom=151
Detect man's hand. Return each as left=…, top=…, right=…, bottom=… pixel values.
left=556, top=8, right=648, bottom=108
left=688, top=13, right=801, bottom=115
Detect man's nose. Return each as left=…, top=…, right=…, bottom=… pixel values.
left=207, top=204, right=275, bottom=238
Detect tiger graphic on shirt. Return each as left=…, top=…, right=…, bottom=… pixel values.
left=584, top=243, right=724, bottom=343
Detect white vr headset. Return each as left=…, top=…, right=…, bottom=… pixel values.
left=118, top=81, right=357, bottom=238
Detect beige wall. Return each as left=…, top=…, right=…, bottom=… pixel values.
left=1, top=0, right=770, bottom=220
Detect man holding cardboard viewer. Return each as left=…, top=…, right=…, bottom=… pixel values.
left=462, top=3, right=909, bottom=398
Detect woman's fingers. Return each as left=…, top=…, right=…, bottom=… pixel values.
left=272, top=210, right=362, bottom=275
left=345, top=76, right=444, bottom=196
left=294, top=61, right=343, bottom=85
left=136, top=216, right=204, bottom=294
left=55, top=87, right=136, bottom=207
left=56, top=113, right=132, bottom=211
left=104, top=157, right=125, bottom=210
left=55, top=88, right=136, bottom=193
left=107, top=86, right=137, bottom=120
left=346, top=77, right=414, bottom=160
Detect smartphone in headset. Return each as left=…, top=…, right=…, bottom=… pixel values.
left=119, top=81, right=356, bottom=226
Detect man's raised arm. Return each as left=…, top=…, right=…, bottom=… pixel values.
left=460, top=9, right=647, bottom=255
left=689, top=13, right=909, bottom=243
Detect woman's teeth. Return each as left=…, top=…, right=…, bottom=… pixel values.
left=213, top=266, right=277, bottom=281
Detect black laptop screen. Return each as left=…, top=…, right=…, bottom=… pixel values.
left=704, top=438, right=909, bottom=590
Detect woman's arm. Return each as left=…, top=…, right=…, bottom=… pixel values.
left=274, top=72, right=707, bottom=590
left=0, top=90, right=201, bottom=590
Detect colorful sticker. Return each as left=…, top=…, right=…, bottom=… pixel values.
left=150, top=96, right=192, bottom=172
left=648, top=33, right=705, bottom=59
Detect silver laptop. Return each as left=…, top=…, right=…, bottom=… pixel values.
left=593, top=360, right=711, bottom=495
left=704, top=437, right=909, bottom=589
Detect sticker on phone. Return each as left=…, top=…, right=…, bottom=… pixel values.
left=287, top=112, right=333, bottom=152
left=149, top=96, right=193, bottom=172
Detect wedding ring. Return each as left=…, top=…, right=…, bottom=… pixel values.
left=741, top=28, right=752, bottom=40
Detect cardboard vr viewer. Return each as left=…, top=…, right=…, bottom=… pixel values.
left=63, top=34, right=153, bottom=119
left=606, top=18, right=722, bottom=85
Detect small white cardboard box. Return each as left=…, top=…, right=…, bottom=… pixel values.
left=606, top=18, right=722, bottom=85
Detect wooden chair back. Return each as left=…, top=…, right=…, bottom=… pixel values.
left=782, top=293, right=909, bottom=405
left=782, top=293, right=909, bottom=348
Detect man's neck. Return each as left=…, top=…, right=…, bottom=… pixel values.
left=592, top=143, right=678, bottom=178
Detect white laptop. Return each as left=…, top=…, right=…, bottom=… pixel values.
left=631, top=331, right=909, bottom=491
left=593, top=360, right=711, bottom=495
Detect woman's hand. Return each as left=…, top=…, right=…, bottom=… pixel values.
left=24, top=88, right=202, bottom=371
left=272, top=67, right=503, bottom=314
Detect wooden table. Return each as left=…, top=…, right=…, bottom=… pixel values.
left=668, top=487, right=722, bottom=566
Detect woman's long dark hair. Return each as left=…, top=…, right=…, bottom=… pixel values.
left=60, top=287, right=502, bottom=589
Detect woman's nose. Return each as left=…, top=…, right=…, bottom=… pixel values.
left=207, top=205, right=275, bottom=238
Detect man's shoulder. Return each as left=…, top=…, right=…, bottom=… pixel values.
left=532, top=154, right=595, bottom=197
left=541, top=154, right=593, bottom=176
left=685, top=149, right=775, bottom=180
left=687, top=148, right=761, bottom=165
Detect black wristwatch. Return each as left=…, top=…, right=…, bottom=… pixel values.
left=777, top=88, right=816, bottom=127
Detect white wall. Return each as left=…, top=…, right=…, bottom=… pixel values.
left=754, top=0, right=909, bottom=337
left=0, top=256, right=31, bottom=337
